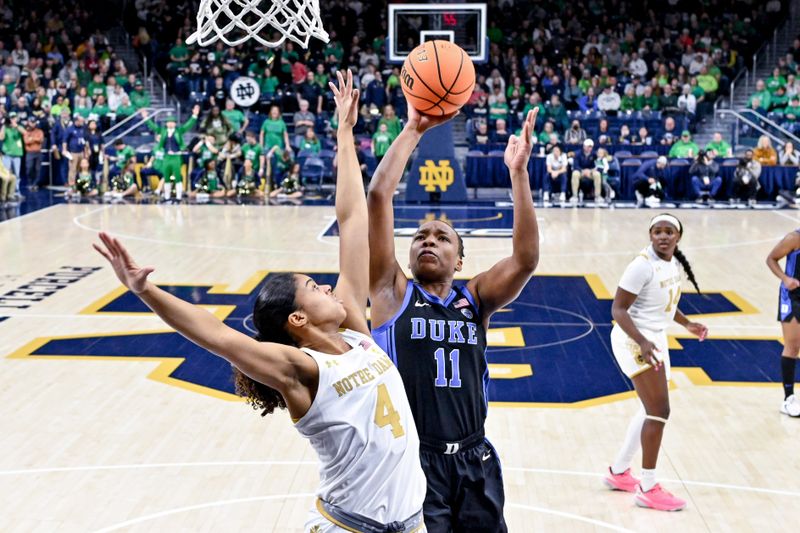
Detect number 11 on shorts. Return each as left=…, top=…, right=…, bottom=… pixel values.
left=434, top=348, right=462, bottom=388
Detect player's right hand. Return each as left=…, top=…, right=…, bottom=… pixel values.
left=785, top=277, right=800, bottom=290
left=638, top=339, right=662, bottom=370
left=93, top=232, right=154, bottom=295
left=405, top=102, right=458, bottom=135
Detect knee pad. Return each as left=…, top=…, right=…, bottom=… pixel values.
left=645, top=414, right=668, bottom=424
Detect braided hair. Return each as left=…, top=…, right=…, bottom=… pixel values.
left=650, top=213, right=700, bottom=293
left=673, top=247, right=700, bottom=293
left=232, top=272, right=299, bottom=417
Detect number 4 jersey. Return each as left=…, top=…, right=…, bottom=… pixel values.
left=372, top=281, right=489, bottom=442
left=294, top=329, right=426, bottom=523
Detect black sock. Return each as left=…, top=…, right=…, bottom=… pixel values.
left=782, top=356, right=797, bottom=400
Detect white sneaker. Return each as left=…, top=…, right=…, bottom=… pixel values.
left=635, top=191, right=644, bottom=207
left=609, top=189, right=616, bottom=200
left=543, top=191, right=550, bottom=202
left=781, top=395, right=800, bottom=417
left=559, top=193, right=566, bottom=203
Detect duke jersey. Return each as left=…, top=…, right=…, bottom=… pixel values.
left=779, top=229, right=800, bottom=321
left=293, top=329, right=426, bottom=524
left=372, top=281, right=489, bottom=442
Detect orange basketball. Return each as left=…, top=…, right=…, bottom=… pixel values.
left=400, top=40, right=476, bottom=116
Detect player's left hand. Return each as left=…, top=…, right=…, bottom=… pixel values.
left=504, top=108, right=537, bottom=172
left=329, top=70, right=359, bottom=130
left=686, top=322, right=708, bottom=341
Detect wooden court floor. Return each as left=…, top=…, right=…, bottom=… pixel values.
left=1, top=203, right=799, bottom=532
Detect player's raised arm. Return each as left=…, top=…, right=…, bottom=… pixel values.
left=92, top=232, right=313, bottom=393
left=367, top=104, right=458, bottom=324
left=467, top=108, right=540, bottom=318
left=329, top=70, right=369, bottom=335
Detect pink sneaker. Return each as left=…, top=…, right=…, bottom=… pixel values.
left=603, top=467, right=640, bottom=493
left=634, top=483, right=686, bottom=511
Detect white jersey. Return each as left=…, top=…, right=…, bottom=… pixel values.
left=294, top=329, right=426, bottom=524
left=617, top=245, right=683, bottom=332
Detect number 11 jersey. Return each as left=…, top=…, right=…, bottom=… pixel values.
left=372, top=281, right=489, bottom=442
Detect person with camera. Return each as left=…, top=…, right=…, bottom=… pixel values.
left=689, top=150, right=722, bottom=203
left=732, top=149, right=762, bottom=207
left=633, top=156, right=669, bottom=207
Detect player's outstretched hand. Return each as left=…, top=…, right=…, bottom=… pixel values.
left=405, top=103, right=459, bottom=135
left=504, top=108, right=538, bottom=172
left=329, top=70, right=359, bottom=130
left=93, top=232, right=154, bottom=295
left=686, top=322, right=708, bottom=341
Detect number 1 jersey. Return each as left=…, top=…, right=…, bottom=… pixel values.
left=372, top=281, right=489, bottom=442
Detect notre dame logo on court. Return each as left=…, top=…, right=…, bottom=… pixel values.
left=5, top=272, right=783, bottom=407
left=419, top=160, right=455, bottom=192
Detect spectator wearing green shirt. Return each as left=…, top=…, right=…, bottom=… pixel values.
left=260, top=67, right=280, bottom=97
left=168, top=37, right=190, bottom=74
left=669, top=130, right=700, bottom=158
left=92, top=95, right=111, bottom=127
left=371, top=123, right=395, bottom=163
left=130, top=80, right=151, bottom=109
left=323, top=38, right=344, bottom=63
left=313, top=63, right=330, bottom=91
left=222, top=99, right=248, bottom=134
left=0, top=113, right=25, bottom=191
left=299, top=129, right=322, bottom=154
left=766, top=67, right=787, bottom=93
left=538, top=121, right=558, bottom=144
left=545, top=94, right=568, bottom=132
left=489, top=93, right=509, bottom=122
left=115, top=95, right=137, bottom=121
left=636, top=85, right=659, bottom=111
left=74, top=92, right=93, bottom=119
left=377, top=105, right=402, bottom=139
left=241, top=130, right=264, bottom=176
left=749, top=79, right=772, bottom=110
left=523, top=93, right=546, bottom=128
left=620, top=86, right=637, bottom=111
left=696, top=66, right=719, bottom=95
left=87, top=73, right=107, bottom=102
left=705, top=132, right=732, bottom=158
left=260, top=105, right=290, bottom=152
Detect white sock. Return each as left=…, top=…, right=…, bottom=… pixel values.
left=640, top=468, right=657, bottom=492
left=175, top=182, right=183, bottom=200
left=164, top=182, right=172, bottom=199
left=611, top=406, right=645, bottom=474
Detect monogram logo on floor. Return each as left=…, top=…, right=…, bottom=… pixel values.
left=6, top=272, right=779, bottom=405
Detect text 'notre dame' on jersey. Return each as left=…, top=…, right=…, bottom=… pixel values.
left=373, top=281, right=489, bottom=442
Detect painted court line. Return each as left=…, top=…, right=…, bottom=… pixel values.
left=3, top=461, right=798, bottom=498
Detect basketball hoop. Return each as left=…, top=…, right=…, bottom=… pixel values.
left=186, top=0, right=329, bottom=49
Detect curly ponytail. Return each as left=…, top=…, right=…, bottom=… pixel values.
left=673, top=247, right=700, bottom=293
left=232, top=272, right=300, bottom=417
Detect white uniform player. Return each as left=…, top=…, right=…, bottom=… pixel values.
left=610, top=244, right=683, bottom=379
left=297, top=329, right=427, bottom=532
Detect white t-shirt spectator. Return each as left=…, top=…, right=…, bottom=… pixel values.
left=629, top=58, right=648, bottom=78
left=546, top=152, right=568, bottom=174
left=597, top=90, right=621, bottom=112
left=677, top=93, right=697, bottom=114
left=11, top=48, right=28, bottom=68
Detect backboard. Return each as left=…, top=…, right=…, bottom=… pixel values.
left=387, top=3, right=487, bottom=64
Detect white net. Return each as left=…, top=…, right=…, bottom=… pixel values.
left=186, top=0, right=329, bottom=48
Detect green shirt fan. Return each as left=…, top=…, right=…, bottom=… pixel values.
left=187, top=0, right=329, bottom=48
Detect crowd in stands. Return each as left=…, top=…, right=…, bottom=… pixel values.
left=0, top=0, right=796, bottom=207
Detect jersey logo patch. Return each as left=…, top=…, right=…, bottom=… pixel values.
left=461, top=308, right=473, bottom=319
left=454, top=298, right=470, bottom=308
left=415, top=300, right=431, bottom=307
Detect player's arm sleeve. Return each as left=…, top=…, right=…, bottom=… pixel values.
left=617, top=257, right=652, bottom=296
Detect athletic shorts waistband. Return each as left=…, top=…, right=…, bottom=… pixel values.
left=419, top=428, right=485, bottom=455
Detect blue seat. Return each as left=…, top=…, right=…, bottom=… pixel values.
left=302, top=157, right=326, bottom=189
left=487, top=150, right=509, bottom=187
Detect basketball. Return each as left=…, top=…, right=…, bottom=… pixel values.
left=400, top=40, right=476, bottom=116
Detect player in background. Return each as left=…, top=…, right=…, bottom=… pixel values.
left=766, top=230, right=800, bottom=417
left=92, top=71, right=427, bottom=533
left=367, top=107, right=539, bottom=531
left=604, top=214, right=708, bottom=511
